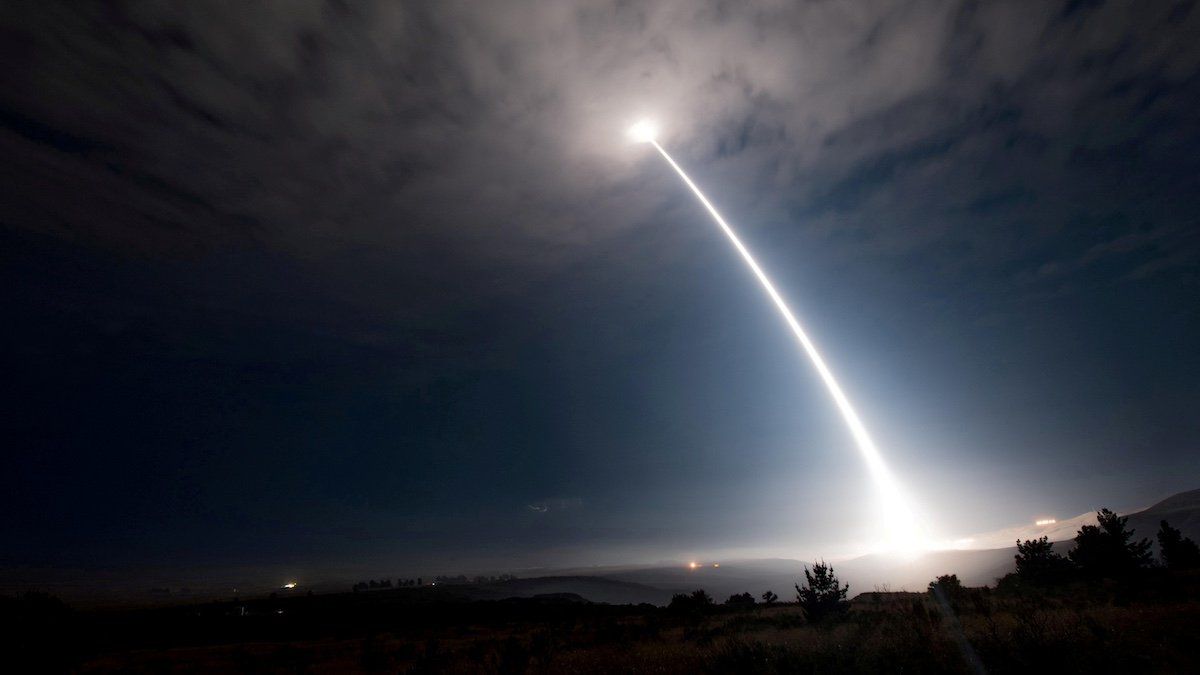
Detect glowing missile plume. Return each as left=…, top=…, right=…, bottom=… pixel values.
left=636, top=125, right=927, bottom=552
left=627, top=119, right=658, bottom=143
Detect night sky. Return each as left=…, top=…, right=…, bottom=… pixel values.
left=3, top=2, right=1199, bottom=584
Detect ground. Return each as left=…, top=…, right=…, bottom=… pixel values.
left=11, top=571, right=1196, bottom=673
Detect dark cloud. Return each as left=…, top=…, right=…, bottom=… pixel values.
left=5, top=2, right=1196, bottom=277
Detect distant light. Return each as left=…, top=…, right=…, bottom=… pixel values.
left=1035, top=518, right=1057, bottom=526
left=282, top=582, right=297, bottom=589
left=688, top=561, right=698, bottom=570
left=627, top=119, right=658, bottom=143
left=712, top=563, right=720, bottom=568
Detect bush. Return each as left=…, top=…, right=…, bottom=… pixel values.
left=1158, top=520, right=1200, bottom=570
left=1014, top=536, right=1074, bottom=585
left=724, top=592, right=756, bottom=607
left=927, top=574, right=963, bottom=596
left=795, top=561, right=848, bottom=622
left=1070, top=508, right=1152, bottom=577
left=669, top=589, right=714, bottom=613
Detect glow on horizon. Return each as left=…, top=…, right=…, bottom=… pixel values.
left=632, top=121, right=932, bottom=554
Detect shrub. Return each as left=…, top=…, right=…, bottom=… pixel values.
left=927, top=574, right=963, bottom=596
left=795, top=561, right=848, bottom=622
left=1157, top=520, right=1200, bottom=570
left=724, top=592, right=756, bottom=607
left=1070, top=508, right=1152, bottom=577
left=1014, top=536, right=1074, bottom=585
left=669, top=589, right=714, bottom=613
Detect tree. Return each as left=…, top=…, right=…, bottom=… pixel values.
left=668, top=589, right=714, bottom=613
left=927, top=574, right=963, bottom=596
left=795, top=561, right=848, bottom=622
left=1069, top=508, right=1153, bottom=577
left=761, top=590, right=778, bottom=605
left=724, top=592, right=755, bottom=607
left=1014, top=536, right=1074, bottom=584
left=1158, top=520, right=1200, bottom=570
left=927, top=574, right=972, bottom=614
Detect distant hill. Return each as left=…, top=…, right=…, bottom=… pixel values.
left=466, top=575, right=672, bottom=605
left=299, top=576, right=672, bottom=607
left=955, top=487, right=1200, bottom=552
left=837, top=486, right=1200, bottom=589
left=573, top=486, right=1200, bottom=600
left=589, top=549, right=1016, bottom=598
left=6, top=488, right=1195, bottom=608
left=1128, top=488, right=1200, bottom=548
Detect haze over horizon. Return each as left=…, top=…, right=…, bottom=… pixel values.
left=3, top=1, right=1199, bottom=592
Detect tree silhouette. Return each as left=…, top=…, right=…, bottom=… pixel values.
left=761, top=590, right=778, bottom=605
left=927, top=574, right=963, bottom=596
left=927, top=574, right=970, bottom=614
left=1014, top=536, right=1074, bottom=584
left=1157, top=520, right=1200, bottom=570
left=724, top=592, right=755, bottom=607
left=795, top=561, right=848, bottom=622
left=668, top=589, right=714, bottom=613
left=1069, top=508, right=1152, bottom=577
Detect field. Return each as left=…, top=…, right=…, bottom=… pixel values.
left=9, top=571, right=1200, bottom=673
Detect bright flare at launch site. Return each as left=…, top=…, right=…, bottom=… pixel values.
left=628, top=119, right=931, bottom=554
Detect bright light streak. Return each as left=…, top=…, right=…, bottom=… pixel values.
left=282, top=581, right=297, bottom=589
left=645, top=137, right=929, bottom=553
left=1035, top=518, right=1057, bottom=526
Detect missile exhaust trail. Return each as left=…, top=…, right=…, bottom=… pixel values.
left=645, top=135, right=925, bottom=551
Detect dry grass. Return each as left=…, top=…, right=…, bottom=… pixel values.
left=72, top=592, right=1200, bottom=674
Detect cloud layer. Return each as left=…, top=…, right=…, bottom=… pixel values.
left=5, top=2, right=1197, bottom=281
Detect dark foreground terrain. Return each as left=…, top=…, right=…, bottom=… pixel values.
left=5, top=570, right=1200, bottom=673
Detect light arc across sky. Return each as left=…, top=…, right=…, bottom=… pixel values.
left=636, top=123, right=929, bottom=552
